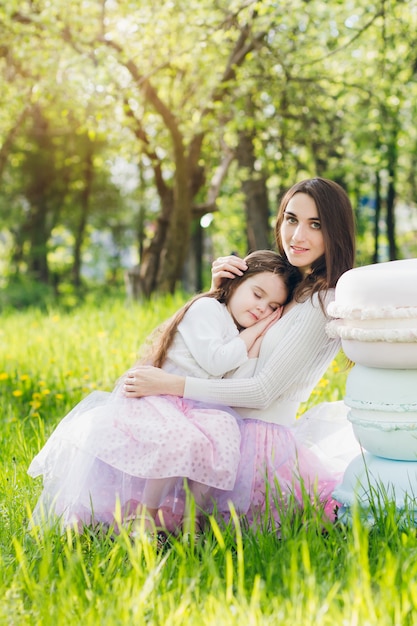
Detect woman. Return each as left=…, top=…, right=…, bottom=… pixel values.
left=123, top=177, right=360, bottom=527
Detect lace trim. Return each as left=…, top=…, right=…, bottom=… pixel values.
left=345, top=396, right=417, bottom=412
left=348, top=415, right=417, bottom=431
left=326, top=320, right=417, bottom=342
left=327, top=303, right=417, bottom=320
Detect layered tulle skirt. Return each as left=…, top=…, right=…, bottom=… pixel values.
left=28, top=387, right=242, bottom=531
left=28, top=389, right=360, bottom=533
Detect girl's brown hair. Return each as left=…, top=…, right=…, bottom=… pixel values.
left=142, top=250, right=301, bottom=368
left=274, top=177, right=355, bottom=304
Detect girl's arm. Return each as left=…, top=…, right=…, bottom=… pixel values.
left=175, top=298, right=248, bottom=376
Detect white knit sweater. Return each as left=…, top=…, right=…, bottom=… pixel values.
left=184, top=290, right=341, bottom=426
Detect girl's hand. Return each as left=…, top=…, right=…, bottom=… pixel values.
left=247, top=335, right=264, bottom=358
left=239, top=307, right=282, bottom=354
left=123, top=366, right=185, bottom=398
left=211, top=255, right=248, bottom=290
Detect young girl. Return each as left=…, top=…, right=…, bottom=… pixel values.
left=28, top=251, right=300, bottom=535
left=123, top=178, right=359, bottom=527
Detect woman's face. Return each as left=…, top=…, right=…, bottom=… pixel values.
left=280, top=192, right=325, bottom=275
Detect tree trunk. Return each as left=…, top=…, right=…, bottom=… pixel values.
left=156, top=149, right=193, bottom=293
left=386, top=143, right=398, bottom=261
left=236, top=129, right=271, bottom=251
left=105, top=20, right=262, bottom=295
left=137, top=187, right=174, bottom=297
left=182, top=218, right=204, bottom=293
left=0, top=102, right=30, bottom=179
left=72, top=144, right=94, bottom=288
left=26, top=208, right=49, bottom=282
left=23, top=106, right=54, bottom=283
left=373, top=170, right=382, bottom=263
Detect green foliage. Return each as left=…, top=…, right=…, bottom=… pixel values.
left=2, top=298, right=417, bottom=624
left=0, top=275, right=56, bottom=311
left=1, top=0, right=417, bottom=294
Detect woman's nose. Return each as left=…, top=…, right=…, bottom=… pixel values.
left=292, top=223, right=306, bottom=241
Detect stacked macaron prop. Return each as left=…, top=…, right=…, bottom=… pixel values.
left=327, top=258, right=417, bottom=524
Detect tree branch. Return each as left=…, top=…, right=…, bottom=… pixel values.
left=123, top=100, right=170, bottom=202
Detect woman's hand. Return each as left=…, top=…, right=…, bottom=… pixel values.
left=123, top=366, right=185, bottom=398
left=211, top=255, right=248, bottom=290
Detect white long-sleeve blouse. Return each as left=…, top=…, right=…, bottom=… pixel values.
left=163, top=296, right=248, bottom=378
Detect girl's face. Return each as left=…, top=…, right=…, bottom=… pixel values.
left=280, top=192, right=325, bottom=275
left=227, top=272, right=288, bottom=329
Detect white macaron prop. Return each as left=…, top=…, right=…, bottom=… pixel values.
left=329, top=258, right=417, bottom=525
left=327, top=259, right=417, bottom=368
left=333, top=452, right=417, bottom=526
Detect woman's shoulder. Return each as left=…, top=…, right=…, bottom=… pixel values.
left=283, top=289, right=335, bottom=323
left=313, top=288, right=335, bottom=308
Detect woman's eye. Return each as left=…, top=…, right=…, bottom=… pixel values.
left=311, top=221, right=321, bottom=230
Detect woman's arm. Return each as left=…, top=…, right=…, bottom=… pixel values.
left=123, top=304, right=280, bottom=395
left=124, top=366, right=185, bottom=397
left=184, top=296, right=335, bottom=409
left=124, top=294, right=338, bottom=410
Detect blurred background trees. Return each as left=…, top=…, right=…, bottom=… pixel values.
left=1, top=0, right=416, bottom=305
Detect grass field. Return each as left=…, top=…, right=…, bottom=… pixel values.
left=1, top=295, right=416, bottom=625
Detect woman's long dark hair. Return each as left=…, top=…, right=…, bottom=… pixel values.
left=274, top=177, right=356, bottom=303
left=141, top=250, right=301, bottom=368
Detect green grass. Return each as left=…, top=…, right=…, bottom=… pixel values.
left=1, top=295, right=417, bottom=625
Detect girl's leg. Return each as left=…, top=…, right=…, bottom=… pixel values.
left=127, top=477, right=178, bottom=535
left=185, top=480, right=211, bottom=534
